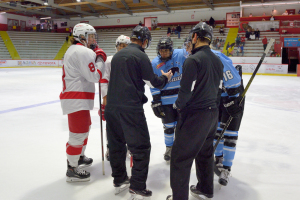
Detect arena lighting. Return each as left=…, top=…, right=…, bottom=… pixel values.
left=44, top=0, right=48, bottom=5
left=242, top=1, right=300, bottom=7
left=76, top=0, right=81, bottom=2
left=40, top=17, right=51, bottom=19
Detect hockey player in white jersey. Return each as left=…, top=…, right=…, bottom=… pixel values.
left=60, top=23, right=107, bottom=182
left=99, top=35, right=131, bottom=161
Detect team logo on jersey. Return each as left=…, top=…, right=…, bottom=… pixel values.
left=156, top=62, right=165, bottom=69
left=169, top=74, right=182, bottom=83
left=169, top=67, right=180, bottom=75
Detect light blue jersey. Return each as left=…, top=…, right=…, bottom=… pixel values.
left=211, top=49, right=242, bottom=98
left=211, top=49, right=243, bottom=169
left=150, top=49, right=187, bottom=147
left=150, top=49, right=187, bottom=105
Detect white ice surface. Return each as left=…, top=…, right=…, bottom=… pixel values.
left=0, top=68, right=300, bottom=200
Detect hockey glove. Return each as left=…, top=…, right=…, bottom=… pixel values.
left=223, top=96, right=243, bottom=118
left=98, top=104, right=106, bottom=121
left=94, top=47, right=107, bottom=62
left=151, top=101, right=165, bottom=118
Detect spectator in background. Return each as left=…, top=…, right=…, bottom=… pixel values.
left=262, top=12, right=266, bottom=16
left=249, top=13, right=253, bottom=17
left=254, top=28, right=260, bottom=40
left=209, top=17, right=215, bottom=28
left=270, top=15, right=275, bottom=21
left=139, top=21, right=143, bottom=26
left=171, top=26, right=176, bottom=34
left=54, top=23, right=58, bottom=33
left=237, top=44, right=244, bottom=56
left=226, top=42, right=230, bottom=51
left=69, top=27, right=72, bottom=36
left=282, top=10, right=288, bottom=15
left=176, top=24, right=181, bottom=39
left=262, top=36, right=268, bottom=51
left=219, top=26, right=225, bottom=36
left=235, top=35, right=241, bottom=47
left=241, top=35, right=246, bottom=46
left=227, top=45, right=234, bottom=57
left=167, top=27, right=171, bottom=37
left=219, top=38, right=224, bottom=49
left=298, top=9, right=300, bottom=14
left=245, top=29, right=250, bottom=40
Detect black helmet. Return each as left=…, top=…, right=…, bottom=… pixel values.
left=131, top=25, right=152, bottom=49
left=190, top=22, right=213, bottom=44
left=182, top=33, right=193, bottom=49
left=157, top=37, right=173, bottom=62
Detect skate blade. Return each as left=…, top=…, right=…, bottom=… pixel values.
left=115, top=184, right=130, bottom=195
left=127, top=194, right=151, bottom=200
left=66, top=176, right=90, bottom=182
left=219, top=184, right=224, bottom=190
left=191, top=192, right=211, bottom=200
left=77, top=163, right=92, bottom=169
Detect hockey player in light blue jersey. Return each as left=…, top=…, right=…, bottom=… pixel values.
left=211, top=49, right=245, bottom=187
left=150, top=37, right=187, bottom=161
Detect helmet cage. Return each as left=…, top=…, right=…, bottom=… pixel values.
left=157, top=38, right=173, bottom=62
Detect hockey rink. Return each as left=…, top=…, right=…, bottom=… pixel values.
left=0, top=67, right=300, bottom=200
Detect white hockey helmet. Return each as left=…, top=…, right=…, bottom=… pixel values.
left=73, top=23, right=97, bottom=48
left=116, top=35, right=131, bottom=47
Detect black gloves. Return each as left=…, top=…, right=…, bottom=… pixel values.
left=151, top=101, right=165, bottom=118
left=223, top=96, right=243, bottom=118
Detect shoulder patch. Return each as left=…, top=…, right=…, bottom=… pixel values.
left=156, top=62, right=165, bottom=69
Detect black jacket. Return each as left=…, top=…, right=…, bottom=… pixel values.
left=106, top=43, right=168, bottom=109
left=175, top=45, right=223, bottom=111
left=167, top=27, right=171, bottom=34
left=176, top=26, right=181, bottom=32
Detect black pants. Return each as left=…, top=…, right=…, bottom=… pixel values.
left=263, top=44, right=267, bottom=51
left=105, top=106, right=151, bottom=190
left=170, top=108, right=219, bottom=200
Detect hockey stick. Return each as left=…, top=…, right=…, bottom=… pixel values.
left=98, top=83, right=105, bottom=175
left=213, top=38, right=275, bottom=175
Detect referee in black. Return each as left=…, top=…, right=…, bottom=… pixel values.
left=167, top=22, right=223, bottom=200
left=105, top=25, right=173, bottom=198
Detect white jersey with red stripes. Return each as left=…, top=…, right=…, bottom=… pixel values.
left=100, top=55, right=113, bottom=97
left=60, top=43, right=105, bottom=115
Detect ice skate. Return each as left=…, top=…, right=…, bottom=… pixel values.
left=114, top=176, right=130, bottom=195
left=105, top=148, right=110, bottom=161
left=78, top=155, right=93, bottom=169
left=214, top=156, right=223, bottom=176
left=164, top=146, right=172, bottom=161
left=166, top=195, right=172, bottom=200
left=190, top=185, right=212, bottom=200
left=128, top=188, right=152, bottom=200
left=219, top=168, right=231, bottom=187
left=66, top=165, right=90, bottom=182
